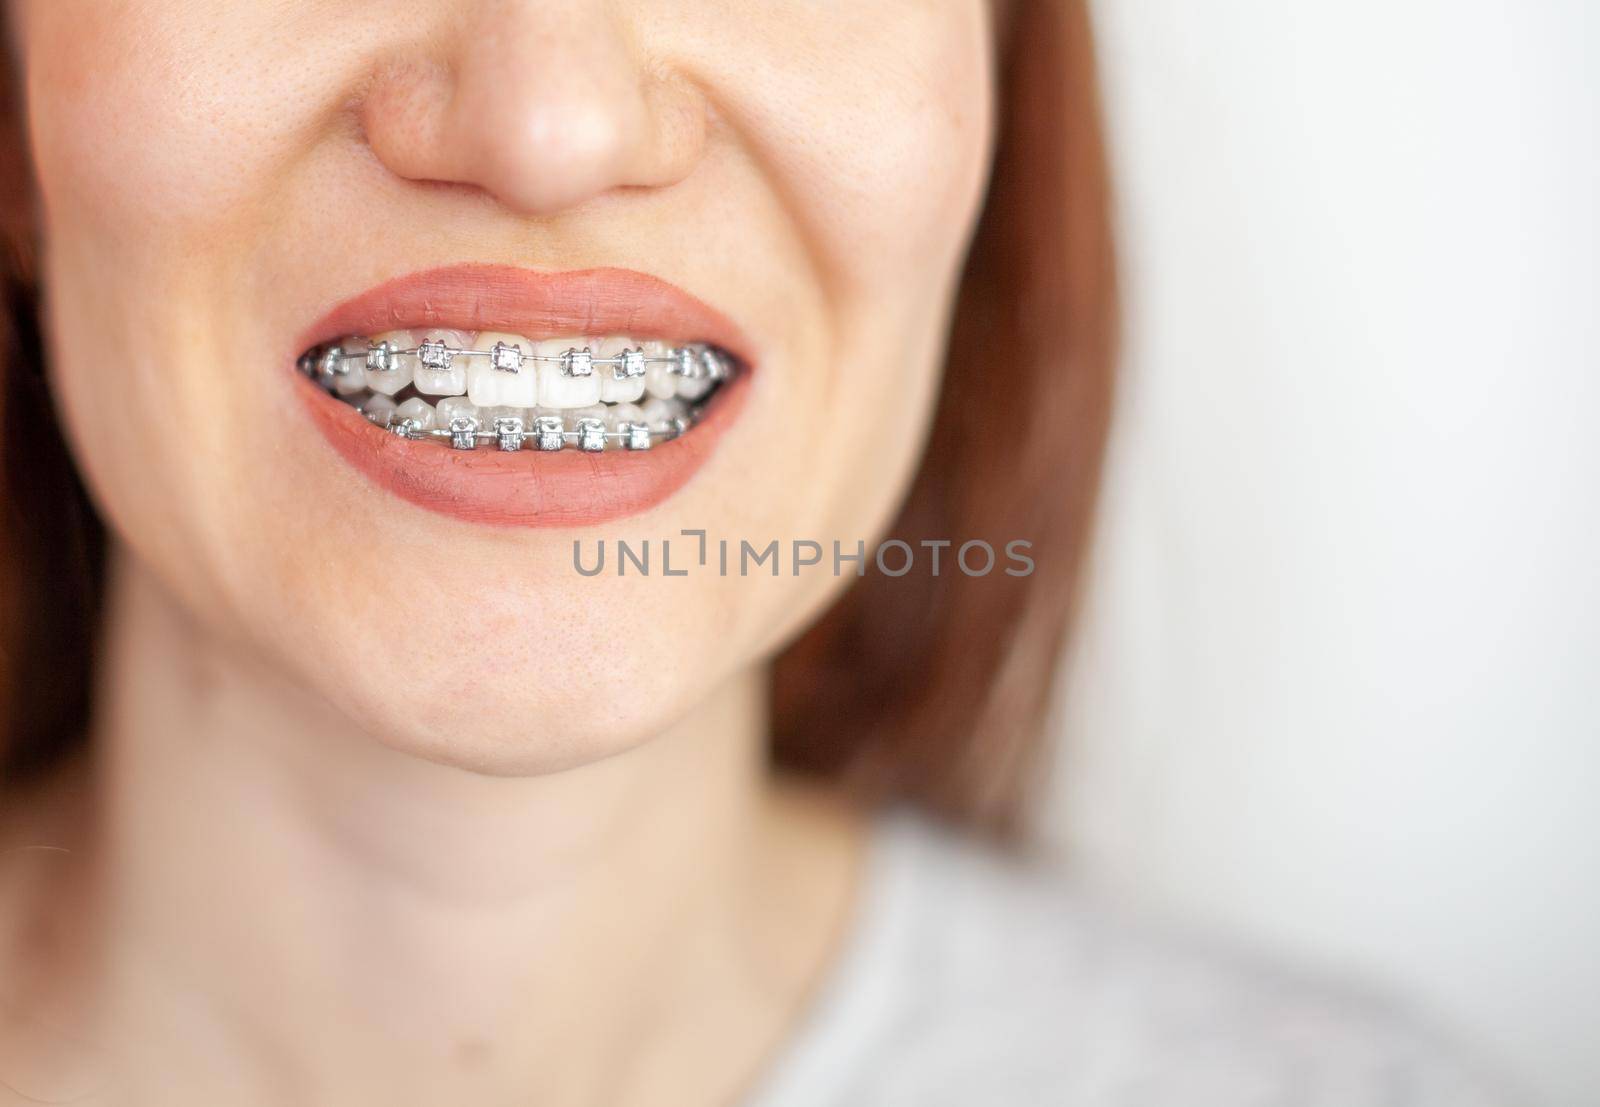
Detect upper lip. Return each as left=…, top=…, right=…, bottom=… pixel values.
left=293, top=264, right=756, bottom=366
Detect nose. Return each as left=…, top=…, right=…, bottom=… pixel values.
left=360, top=2, right=707, bottom=216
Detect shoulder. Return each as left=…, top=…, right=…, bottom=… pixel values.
left=754, top=811, right=1514, bottom=1107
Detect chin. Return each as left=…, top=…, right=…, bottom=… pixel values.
left=274, top=579, right=731, bottom=778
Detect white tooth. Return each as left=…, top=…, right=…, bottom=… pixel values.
left=436, top=395, right=481, bottom=430
left=413, top=328, right=471, bottom=396
left=641, top=396, right=683, bottom=427
left=676, top=374, right=712, bottom=401
left=359, top=393, right=396, bottom=426
left=572, top=406, right=609, bottom=450
left=530, top=411, right=568, bottom=451
left=606, top=402, right=644, bottom=429
left=644, top=341, right=676, bottom=400
left=480, top=405, right=528, bottom=429
left=534, top=339, right=601, bottom=409
left=602, top=373, right=646, bottom=403
left=331, top=342, right=368, bottom=396
left=362, top=330, right=415, bottom=396
left=481, top=406, right=528, bottom=449
left=593, top=337, right=648, bottom=404
left=394, top=397, right=437, bottom=431
left=467, top=332, right=538, bottom=408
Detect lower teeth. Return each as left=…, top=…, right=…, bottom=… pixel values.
left=298, top=339, right=732, bottom=452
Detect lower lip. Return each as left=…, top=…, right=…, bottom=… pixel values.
left=296, top=373, right=749, bottom=528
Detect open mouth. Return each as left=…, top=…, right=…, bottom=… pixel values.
left=290, top=264, right=754, bottom=528
left=297, top=331, right=738, bottom=452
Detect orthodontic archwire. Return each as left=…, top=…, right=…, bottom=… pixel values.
left=297, top=337, right=735, bottom=453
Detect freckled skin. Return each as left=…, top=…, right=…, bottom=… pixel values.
left=13, top=0, right=996, bottom=773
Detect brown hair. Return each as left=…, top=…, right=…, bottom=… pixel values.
left=772, top=1, right=1117, bottom=832
left=0, top=2, right=1116, bottom=832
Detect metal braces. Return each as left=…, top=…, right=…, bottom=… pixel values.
left=298, top=336, right=731, bottom=453
left=308, top=339, right=731, bottom=383
left=375, top=410, right=698, bottom=452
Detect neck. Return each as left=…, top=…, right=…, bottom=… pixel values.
left=61, top=547, right=860, bottom=1106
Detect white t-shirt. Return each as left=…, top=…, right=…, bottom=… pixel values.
left=744, top=811, right=1512, bottom=1107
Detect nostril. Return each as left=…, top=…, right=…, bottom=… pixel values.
left=356, top=20, right=704, bottom=216
left=358, top=57, right=457, bottom=180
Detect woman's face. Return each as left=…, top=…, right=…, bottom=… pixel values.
left=11, top=1, right=994, bottom=773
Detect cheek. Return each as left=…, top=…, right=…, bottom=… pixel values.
left=716, top=2, right=996, bottom=298
left=16, top=4, right=351, bottom=636
left=679, top=3, right=994, bottom=553
left=23, top=4, right=332, bottom=242
left=826, top=48, right=993, bottom=275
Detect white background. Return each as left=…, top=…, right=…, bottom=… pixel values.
left=1051, top=3, right=1598, bottom=1104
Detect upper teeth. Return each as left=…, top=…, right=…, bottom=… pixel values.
left=300, top=330, right=733, bottom=451
left=309, top=331, right=725, bottom=406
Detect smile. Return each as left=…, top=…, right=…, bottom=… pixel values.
left=298, top=332, right=734, bottom=452
left=294, top=264, right=754, bottom=528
